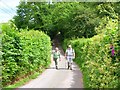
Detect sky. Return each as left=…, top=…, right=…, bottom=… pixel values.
left=0, top=0, right=51, bottom=23
left=0, top=0, right=118, bottom=23
left=0, top=0, right=20, bottom=23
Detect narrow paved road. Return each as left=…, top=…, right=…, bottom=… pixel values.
left=18, top=38, right=83, bottom=88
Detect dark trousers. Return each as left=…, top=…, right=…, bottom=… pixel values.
left=54, top=58, right=58, bottom=69
left=67, top=62, right=72, bottom=69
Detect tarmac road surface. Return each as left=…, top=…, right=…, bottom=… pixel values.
left=18, top=46, right=83, bottom=88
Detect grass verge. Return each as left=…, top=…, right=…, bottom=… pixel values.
left=2, top=64, right=50, bottom=89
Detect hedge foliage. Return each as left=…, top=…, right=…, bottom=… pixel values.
left=62, top=19, right=120, bottom=88
left=2, top=24, right=52, bottom=86
left=0, top=24, right=2, bottom=88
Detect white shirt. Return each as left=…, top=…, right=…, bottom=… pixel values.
left=66, top=48, right=74, bottom=56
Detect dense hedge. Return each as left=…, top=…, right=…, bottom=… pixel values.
left=2, top=24, right=52, bottom=86
left=0, top=24, right=2, bottom=88
left=62, top=20, right=120, bottom=88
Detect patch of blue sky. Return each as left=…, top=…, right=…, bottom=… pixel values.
left=0, top=0, right=20, bottom=23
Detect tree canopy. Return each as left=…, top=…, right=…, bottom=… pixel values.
left=13, top=2, right=119, bottom=39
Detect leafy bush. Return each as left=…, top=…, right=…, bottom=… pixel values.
left=2, top=24, right=52, bottom=86
left=62, top=20, right=119, bottom=88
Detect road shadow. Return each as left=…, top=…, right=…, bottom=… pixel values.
left=46, top=67, right=68, bottom=70
left=69, top=62, right=84, bottom=88
left=57, top=67, right=68, bottom=70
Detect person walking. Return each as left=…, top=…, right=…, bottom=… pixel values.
left=53, top=47, right=61, bottom=69
left=65, top=45, right=75, bottom=70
